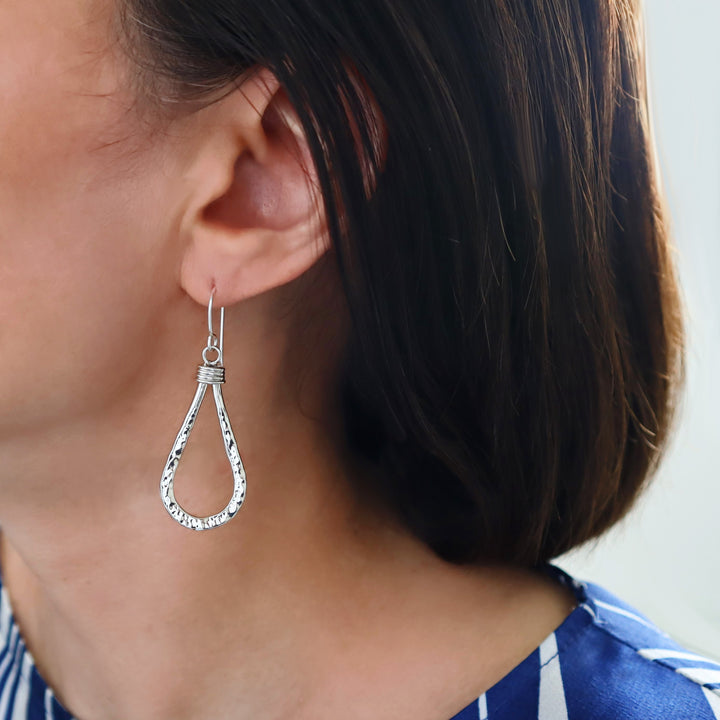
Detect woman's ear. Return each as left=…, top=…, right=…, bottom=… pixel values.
left=177, top=68, right=330, bottom=308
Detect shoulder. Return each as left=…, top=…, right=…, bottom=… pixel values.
left=452, top=565, right=720, bottom=720
left=559, top=571, right=720, bottom=719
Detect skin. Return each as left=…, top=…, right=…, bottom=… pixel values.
left=0, top=1, right=577, bottom=719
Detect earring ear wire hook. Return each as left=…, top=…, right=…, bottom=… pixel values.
left=207, top=286, right=224, bottom=356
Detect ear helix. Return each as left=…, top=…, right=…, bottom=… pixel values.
left=159, top=287, right=247, bottom=530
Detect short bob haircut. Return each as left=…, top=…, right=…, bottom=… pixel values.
left=119, top=0, right=684, bottom=566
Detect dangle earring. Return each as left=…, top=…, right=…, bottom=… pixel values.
left=160, top=287, right=247, bottom=530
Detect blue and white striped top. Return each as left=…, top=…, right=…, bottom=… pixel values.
left=0, top=564, right=718, bottom=719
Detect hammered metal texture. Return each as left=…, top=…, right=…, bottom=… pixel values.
left=160, top=378, right=247, bottom=530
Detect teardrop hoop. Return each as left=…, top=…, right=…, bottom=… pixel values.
left=159, top=288, right=247, bottom=531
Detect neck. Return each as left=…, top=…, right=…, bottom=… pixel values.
left=0, top=277, right=577, bottom=720
left=0, top=387, right=412, bottom=719
left=0, top=407, right=576, bottom=720
left=0, top=272, right=396, bottom=719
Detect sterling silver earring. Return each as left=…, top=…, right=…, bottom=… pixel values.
left=160, top=288, right=247, bottom=530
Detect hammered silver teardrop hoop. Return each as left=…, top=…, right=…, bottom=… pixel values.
left=160, top=288, right=247, bottom=530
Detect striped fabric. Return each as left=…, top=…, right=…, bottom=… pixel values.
left=0, top=566, right=718, bottom=719
left=448, top=565, right=720, bottom=719
left=0, top=585, right=71, bottom=720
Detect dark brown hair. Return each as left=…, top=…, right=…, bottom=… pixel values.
left=120, top=0, right=684, bottom=566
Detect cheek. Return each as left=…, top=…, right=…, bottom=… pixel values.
left=0, top=31, right=178, bottom=432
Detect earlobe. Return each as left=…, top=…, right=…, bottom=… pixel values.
left=178, top=68, right=330, bottom=309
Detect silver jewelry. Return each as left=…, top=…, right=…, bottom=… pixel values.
left=160, top=288, right=247, bottom=530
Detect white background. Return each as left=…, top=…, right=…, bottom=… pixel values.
left=557, top=0, right=720, bottom=659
